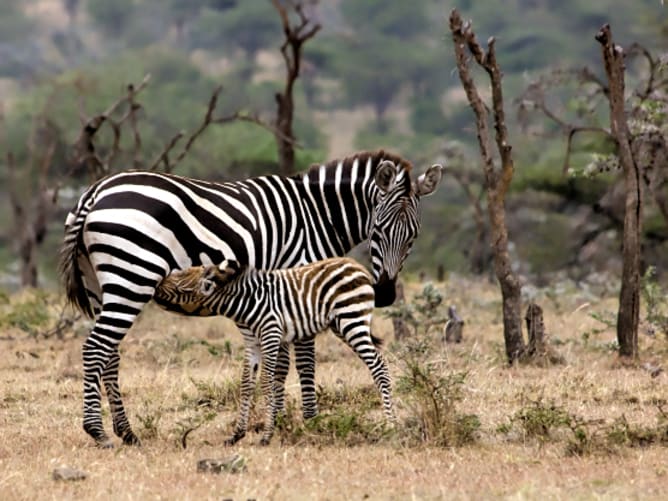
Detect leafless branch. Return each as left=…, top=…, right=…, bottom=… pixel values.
left=627, top=42, right=659, bottom=100
left=74, top=73, right=151, bottom=178
left=149, top=85, right=299, bottom=173
left=271, top=0, right=321, bottom=175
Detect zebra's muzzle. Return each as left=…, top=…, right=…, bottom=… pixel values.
left=373, top=272, right=396, bottom=307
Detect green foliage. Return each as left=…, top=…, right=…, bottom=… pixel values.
left=340, top=0, right=430, bottom=40
left=581, top=310, right=617, bottom=350
left=512, top=398, right=573, bottom=440
left=410, top=96, right=448, bottom=136
left=189, top=2, right=280, bottom=56
left=184, top=377, right=240, bottom=410
left=499, top=396, right=668, bottom=455
left=389, top=288, right=479, bottom=446
left=0, top=291, right=51, bottom=336
left=385, top=283, right=449, bottom=338
left=640, top=266, right=668, bottom=337
left=274, top=395, right=393, bottom=446
left=136, top=400, right=163, bottom=440
left=87, top=0, right=136, bottom=38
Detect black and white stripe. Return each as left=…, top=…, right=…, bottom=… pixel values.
left=155, top=257, right=395, bottom=445
left=59, top=149, right=441, bottom=446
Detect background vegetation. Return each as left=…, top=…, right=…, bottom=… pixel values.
left=1, top=3, right=667, bottom=498
left=1, top=0, right=666, bottom=289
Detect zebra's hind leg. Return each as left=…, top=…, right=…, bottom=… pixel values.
left=82, top=296, right=145, bottom=447
left=294, top=338, right=318, bottom=419
left=336, top=319, right=396, bottom=422
left=226, top=330, right=261, bottom=446
left=258, top=332, right=281, bottom=446
left=102, top=349, right=141, bottom=446
left=272, top=343, right=291, bottom=417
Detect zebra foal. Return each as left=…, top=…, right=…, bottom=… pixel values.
left=155, top=257, right=395, bottom=445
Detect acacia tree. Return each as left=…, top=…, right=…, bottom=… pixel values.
left=517, top=26, right=668, bottom=359
left=449, top=10, right=526, bottom=363
left=270, top=0, right=320, bottom=175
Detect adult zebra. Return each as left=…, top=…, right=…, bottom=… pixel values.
left=155, top=257, right=395, bottom=445
left=59, top=149, right=442, bottom=447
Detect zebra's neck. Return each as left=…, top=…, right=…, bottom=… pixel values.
left=207, top=268, right=271, bottom=324
left=296, top=155, right=377, bottom=259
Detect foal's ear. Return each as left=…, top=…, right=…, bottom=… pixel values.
left=218, top=259, right=242, bottom=277
left=205, top=259, right=243, bottom=286
left=414, top=163, right=443, bottom=197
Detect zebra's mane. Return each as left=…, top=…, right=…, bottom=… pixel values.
left=303, top=150, right=414, bottom=183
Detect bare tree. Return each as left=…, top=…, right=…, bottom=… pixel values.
left=271, top=0, right=320, bottom=175
left=596, top=25, right=642, bottom=359
left=449, top=10, right=526, bottom=363
left=517, top=27, right=668, bottom=359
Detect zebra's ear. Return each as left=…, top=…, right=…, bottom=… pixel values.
left=375, top=160, right=397, bottom=194
left=217, top=259, right=242, bottom=279
left=414, top=164, right=443, bottom=197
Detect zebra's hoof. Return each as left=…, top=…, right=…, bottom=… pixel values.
left=96, top=439, right=115, bottom=449
left=224, top=433, right=244, bottom=446
left=259, top=437, right=272, bottom=446
left=122, top=432, right=142, bottom=446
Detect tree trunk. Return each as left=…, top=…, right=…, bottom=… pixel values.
left=275, top=92, right=296, bottom=176
left=450, top=10, right=526, bottom=363
left=491, top=198, right=525, bottom=362
left=596, top=24, right=641, bottom=359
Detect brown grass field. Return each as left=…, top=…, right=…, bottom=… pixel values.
left=1, top=275, right=667, bottom=500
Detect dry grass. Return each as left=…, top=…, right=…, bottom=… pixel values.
left=1, top=276, right=667, bottom=500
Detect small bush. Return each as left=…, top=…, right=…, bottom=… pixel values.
left=392, top=332, right=478, bottom=447
left=641, top=266, right=668, bottom=338
left=512, top=398, right=573, bottom=440
left=274, top=396, right=391, bottom=446
left=184, top=377, right=240, bottom=411
left=385, top=283, right=449, bottom=338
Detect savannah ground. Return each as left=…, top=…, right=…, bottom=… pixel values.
left=1, top=275, right=667, bottom=500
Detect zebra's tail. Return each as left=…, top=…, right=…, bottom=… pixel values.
left=58, top=184, right=98, bottom=319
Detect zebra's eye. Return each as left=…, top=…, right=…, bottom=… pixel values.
left=200, top=279, right=215, bottom=296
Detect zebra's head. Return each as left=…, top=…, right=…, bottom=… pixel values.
left=370, top=159, right=442, bottom=307
left=201, top=259, right=244, bottom=294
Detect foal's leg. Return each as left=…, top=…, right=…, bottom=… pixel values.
left=294, top=338, right=318, bottom=419
left=226, top=328, right=261, bottom=445
left=335, top=316, right=395, bottom=421
left=258, top=331, right=282, bottom=446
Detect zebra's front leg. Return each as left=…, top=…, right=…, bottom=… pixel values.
left=226, top=333, right=261, bottom=446
left=259, top=333, right=282, bottom=446
left=294, top=338, right=318, bottom=419
left=102, top=349, right=141, bottom=446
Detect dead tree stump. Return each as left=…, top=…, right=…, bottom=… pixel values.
left=523, top=302, right=564, bottom=366
left=443, top=305, right=464, bottom=343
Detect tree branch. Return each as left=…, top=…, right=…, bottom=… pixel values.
left=74, top=73, right=151, bottom=177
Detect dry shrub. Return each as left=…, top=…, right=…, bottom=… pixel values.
left=274, top=395, right=392, bottom=447
left=393, top=336, right=479, bottom=447
left=498, top=397, right=668, bottom=456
